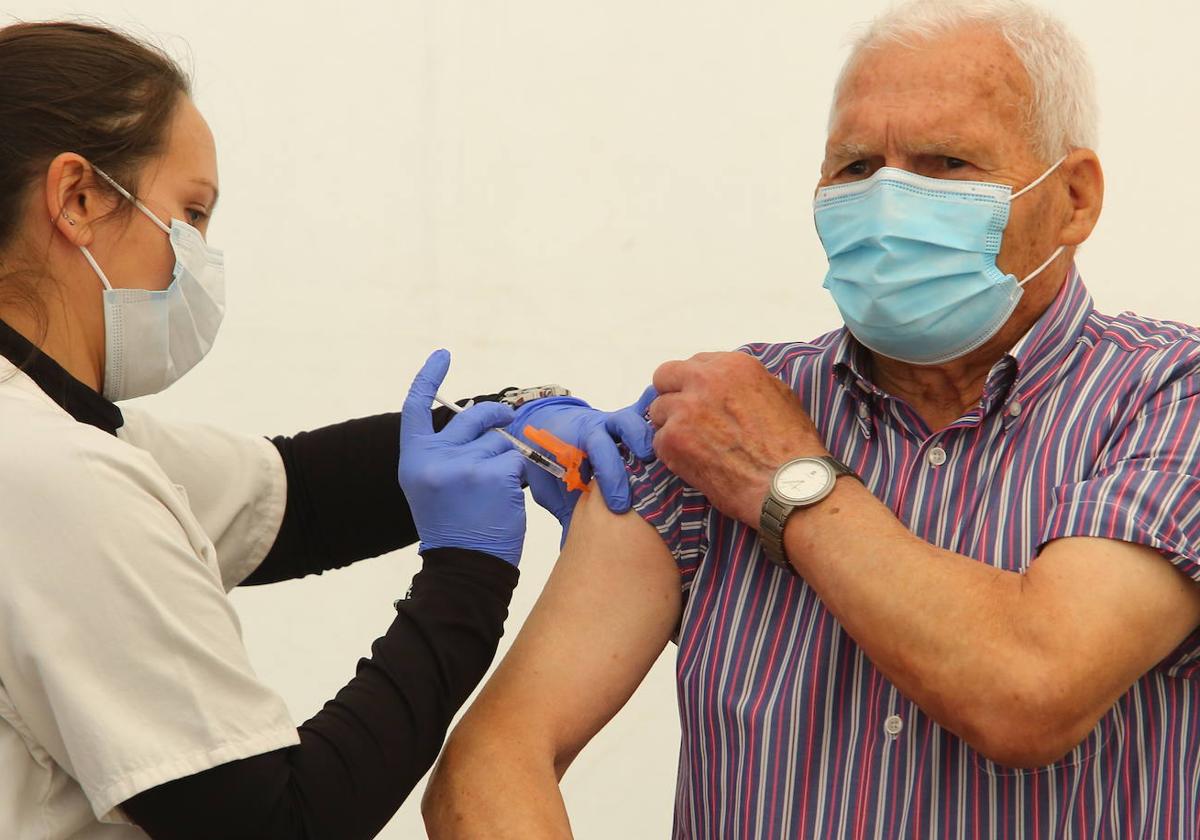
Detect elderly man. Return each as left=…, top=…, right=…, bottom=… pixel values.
left=425, top=1, right=1200, bottom=837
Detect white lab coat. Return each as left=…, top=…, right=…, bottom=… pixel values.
left=0, top=358, right=299, bottom=839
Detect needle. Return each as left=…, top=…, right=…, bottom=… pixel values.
left=433, top=394, right=567, bottom=480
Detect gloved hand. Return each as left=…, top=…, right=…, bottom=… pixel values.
left=399, top=350, right=529, bottom=567
left=512, top=386, right=657, bottom=535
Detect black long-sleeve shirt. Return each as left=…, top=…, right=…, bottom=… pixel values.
left=120, top=400, right=518, bottom=839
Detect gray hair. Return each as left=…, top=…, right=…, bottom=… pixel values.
left=830, top=0, right=1099, bottom=161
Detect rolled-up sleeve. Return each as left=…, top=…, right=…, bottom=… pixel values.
left=1041, top=369, right=1200, bottom=584
left=624, top=450, right=711, bottom=593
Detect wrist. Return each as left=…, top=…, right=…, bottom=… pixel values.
left=758, top=454, right=858, bottom=574
left=509, top=396, right=591, bottom=433
left=419, top=536, right=524, bottom=568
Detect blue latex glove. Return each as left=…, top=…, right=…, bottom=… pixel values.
left=512, top=386, right=657, bottom=534
left=398, top=350, right=529, bottom=566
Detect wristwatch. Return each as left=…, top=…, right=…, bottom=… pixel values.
left=759, top=456, right=860, bottom=573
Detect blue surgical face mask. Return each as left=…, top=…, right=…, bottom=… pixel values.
left=813, top=157, right=1066, bottom=366
left=77, top=165, right=225, bottom=402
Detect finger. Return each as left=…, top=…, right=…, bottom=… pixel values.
left=584, top=426, right=631, bottom=512
left=652, top=360, right=700, bottom=396
left=606, top=403, right=655, bottom=460
left=633, top=384, right=658, bottom=416
left=400, top=349, right=451, bottom=440
left=460, top=427, right=515, bottom=459
left=527, top=460, right=570, bottom=513
left=488, top=448, right=531, bottom=491
left=439, top=401, right=516, bottom=445
left=647, top=391, right=685, bottom=429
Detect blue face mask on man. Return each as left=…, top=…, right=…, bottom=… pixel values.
left=813, top=157, right=1066, bottom=366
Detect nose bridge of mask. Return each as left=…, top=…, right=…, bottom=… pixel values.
left=814, top=167, right=1013, bottom=262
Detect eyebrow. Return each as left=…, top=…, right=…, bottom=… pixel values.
left=192, top=177, right=220, bottom=211
left=825, top=137, right=969, bottom=162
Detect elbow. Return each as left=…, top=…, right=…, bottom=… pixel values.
left=956, top=681, right=1100, bottom=769
left=423, top=727, right=482, bottom=838
left=423, top=713, right=564, bottom=839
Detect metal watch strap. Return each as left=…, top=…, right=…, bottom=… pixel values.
left=500, top=385, right=571, bottom=408
left=759, top=456, right=858, bottom=573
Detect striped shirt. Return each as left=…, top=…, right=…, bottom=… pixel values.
left=627, top=267, right=1200, bottom=839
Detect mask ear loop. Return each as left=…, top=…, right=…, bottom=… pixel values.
left=1010, top=154, right=1069, bottom=201
left=80, top=163, right=175, bottom=292
left=1018, top=244, right=1066, bottom=287
left=91, top=164, right=172, bottom=235
left=1010, top=154, right=1070, bottom=286
left=80, top=246, right=115, bottom=291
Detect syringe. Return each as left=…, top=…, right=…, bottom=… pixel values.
left=433, top=394, right=567, bottom=481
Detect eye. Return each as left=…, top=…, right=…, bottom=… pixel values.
left=185, top=208, right=208, bottom=225
left=844, top=160, right=870, bottom=177
left=943, top=156, right=968, bottom=170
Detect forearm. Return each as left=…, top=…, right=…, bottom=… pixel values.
left=782, top=479, right=1071, bottom=761
left=248, top=392, right=511, bottom=585
left=426, top=491, right=682, bottom=838
left=126, top=550, right=518, bottom=838
left=424, top=713, right=573, bottom=840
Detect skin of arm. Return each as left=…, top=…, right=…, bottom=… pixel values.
left=782, top=479, right=1200, bottom=768
left=422, top=487, right=682, bottom=839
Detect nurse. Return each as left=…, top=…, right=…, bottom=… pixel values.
left=0, top=20, right=651, bottom=840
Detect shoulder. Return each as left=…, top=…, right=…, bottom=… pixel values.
left=2, top=412, right=161, bottom=498
left=0, top=392, right=184, bottom=570
left=1085, top=308, right=1200, bottom=354
left=1080, top=309, right=1200, bottom=392
left=736, top=328, right=848, bottom=382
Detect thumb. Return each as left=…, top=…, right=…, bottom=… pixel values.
left=401, top=349, right=451, bottom=440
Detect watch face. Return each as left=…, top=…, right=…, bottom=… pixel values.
left=773, top=458, right=834, bottom=504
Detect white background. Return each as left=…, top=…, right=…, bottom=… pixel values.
left=9, top=1, right=1200, bottom=837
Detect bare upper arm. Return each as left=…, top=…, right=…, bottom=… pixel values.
left=448, top=485, right=682, bottom=775
left=1024, top=536, right=1200, bottom=734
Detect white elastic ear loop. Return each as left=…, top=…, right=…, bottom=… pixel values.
left=1018, top=244, right=1067, bottom=287
left=1010, top=154, right=1069, bottom=201
left=81, top=163, right=173, bottom=292
left=79, top=246, right=115, bottom=291
left=1009, top=154, right=1070, bottom=287
left=91, top=164, right=172, bottom=235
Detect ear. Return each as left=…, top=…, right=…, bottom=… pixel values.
left=1058, top=148, right=1104, bottom=247
left=43, top=153, right=118, bottom=248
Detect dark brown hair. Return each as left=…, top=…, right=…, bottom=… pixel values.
left=0, top=21, right=191, bottom=304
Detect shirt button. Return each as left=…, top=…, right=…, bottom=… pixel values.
left=858, top=402, right=869, bottom=419
left=1008, top=400, right=1023, bottom=417
left=927, top=446, right=947, bottom=467
left=884, top=715, right=904, bottom=736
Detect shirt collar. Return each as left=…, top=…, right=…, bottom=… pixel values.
left=832, top=264, right=1092, bottom=417
left=831, top=330, right=881, bottom=398
left=1003, top=263, right=1092, bottom=386
left=0, top=317, right=123, bottom=435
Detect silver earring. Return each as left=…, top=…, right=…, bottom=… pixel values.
left=61, top=209, right=75, bottom=226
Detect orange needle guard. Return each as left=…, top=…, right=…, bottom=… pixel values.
left=522, top=425, right=590, bottom=494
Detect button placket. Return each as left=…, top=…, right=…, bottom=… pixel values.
left=855, top=399, right=873, bottom=439
left=1001, top=395, right=1024, bottom=433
